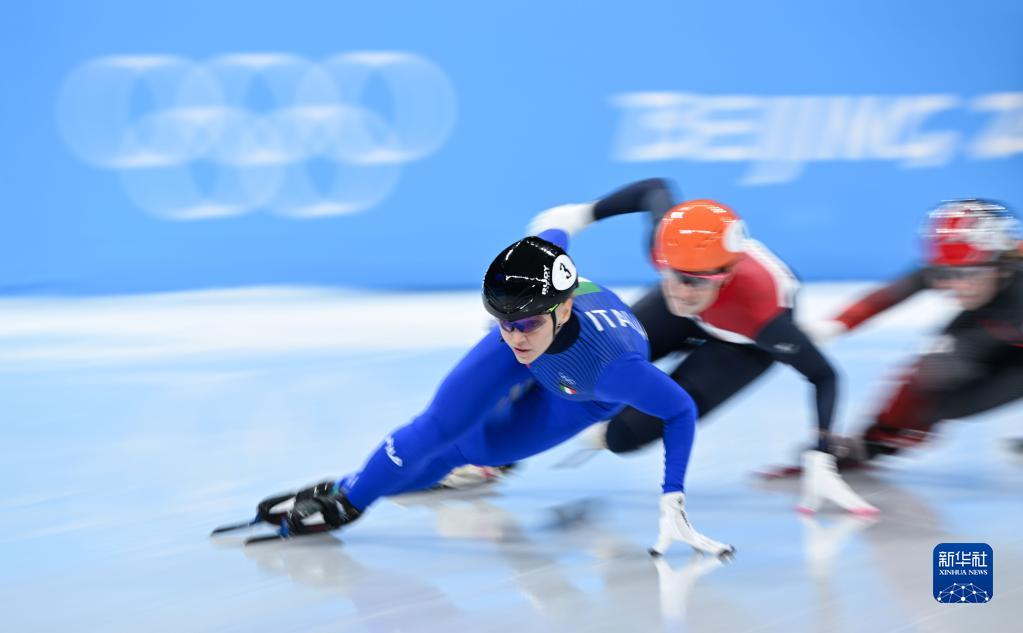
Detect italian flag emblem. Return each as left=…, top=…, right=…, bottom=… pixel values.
left=559, top=384, right=577, bottom=395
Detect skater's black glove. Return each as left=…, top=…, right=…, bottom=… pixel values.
left=286, top=492, right=362, bottom=535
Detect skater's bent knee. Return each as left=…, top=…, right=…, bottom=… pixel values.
left=605, top=420, right=652, bottom=454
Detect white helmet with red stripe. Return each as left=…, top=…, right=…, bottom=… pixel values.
left=923, top=199, right=1021, bottom=267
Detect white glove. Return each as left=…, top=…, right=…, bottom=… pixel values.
left=797, top=450, right=879, bottom=515
left=527, top=202, right=596, bottom=237
left=799, top=319, right=848, bottom=347
left=650, top=492, right=735, bottom=557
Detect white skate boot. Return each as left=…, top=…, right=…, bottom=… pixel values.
left=797, top=450, right=879, bottom=516
left=436, top=464, right=514, bottom=490
left=650, top=492, right=735, bottom=557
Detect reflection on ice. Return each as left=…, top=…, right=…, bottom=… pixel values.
left=1, top=287, right=1020, bottom=632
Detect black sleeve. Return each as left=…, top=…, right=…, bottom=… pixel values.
left=917, top=268, right=1023, bottom=390
left=592, top=178, right=678, bottom=225
left=754, top=310, right=839, bottom=443
left=918, top=319, right=1015, bottom=390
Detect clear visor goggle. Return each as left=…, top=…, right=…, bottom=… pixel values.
left=927, top=265, right=997, bottom=283
left=497, top=304, right=558, bottom=334
left=661, top=267, right=733, bottom=288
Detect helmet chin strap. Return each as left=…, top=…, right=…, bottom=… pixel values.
left=548, top=301, right=565, bottom=336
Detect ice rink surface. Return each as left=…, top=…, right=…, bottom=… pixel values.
left=1, top=285, right=1020, bottom=632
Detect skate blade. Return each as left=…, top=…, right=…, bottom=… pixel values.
left=754, top=465, right=803, bottom=480
left=244, top=523, right=336, bottom=545
left=210, top=517, right=260, bottom=536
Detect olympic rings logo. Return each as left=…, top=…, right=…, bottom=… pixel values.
left=56, top=53, right=457, bottom=220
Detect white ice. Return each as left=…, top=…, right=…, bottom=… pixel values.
left=0, top=284, right=1020, bottom=632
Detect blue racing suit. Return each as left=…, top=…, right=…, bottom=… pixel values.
left=344, top=230, right=699, bottom=509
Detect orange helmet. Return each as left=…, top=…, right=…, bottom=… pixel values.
left=653, top=199, right=747, bottom=273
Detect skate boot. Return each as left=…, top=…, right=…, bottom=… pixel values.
left=435, top=464, right=516, bottom=490
left=286, top=490, right=362, bottom=535
left=256, top=478, right=339, bottom=524
left=797, top=451, right=879, bottom=516
left=650, top=492, right=735, bottom=557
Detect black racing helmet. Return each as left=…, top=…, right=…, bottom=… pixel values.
left=483, top=236, right=579, bottom=321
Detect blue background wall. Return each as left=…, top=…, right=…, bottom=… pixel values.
left=3, top=1, right=1022, bottom=294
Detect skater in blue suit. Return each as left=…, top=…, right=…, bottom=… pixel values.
left=259, top=230, right=732, bottom=556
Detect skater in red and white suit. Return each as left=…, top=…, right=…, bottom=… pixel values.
left=531, top=179, right=875, bottom=514
left=803, top=199, right=1023, bottom=465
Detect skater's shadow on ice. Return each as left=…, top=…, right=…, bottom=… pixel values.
left=213, top=496, right=740, bottom=631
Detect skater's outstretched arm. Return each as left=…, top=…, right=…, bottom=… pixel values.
left=595, top=354, right=735, bottom=556
left=591, top=178, right=677, bottom=223
left=754, top=311, right=838, bottom=450
left=594, top=354, right=697, bottom=493
left=528, top=179, right=678, bottom=242
left=803, top=268, right=929, bottom=344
